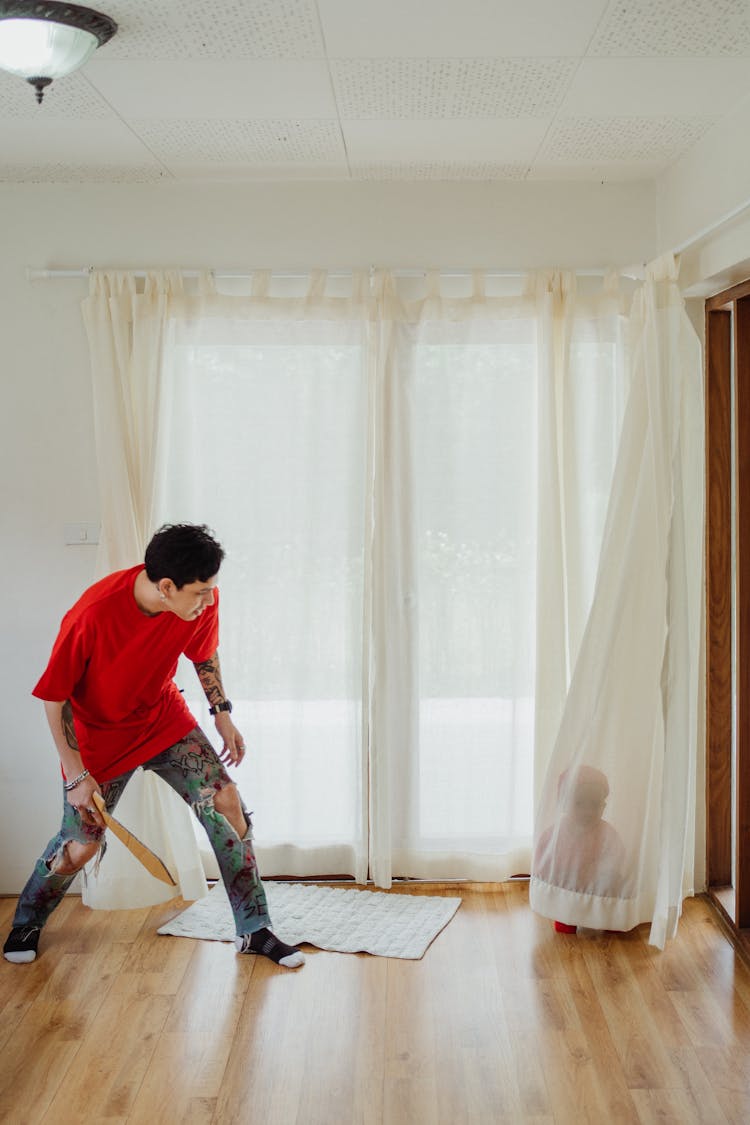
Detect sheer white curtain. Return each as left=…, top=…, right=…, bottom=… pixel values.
left=155, top=270, right=373, bottom=882
left=80, top=270, right=213, bottom=907
left=533, top=270, right=629, bottom=798
left=152, top=269, right=626, bottom=886
left=529, top=255, right=704, bottom=947
left=79, top=262, right=702, bottom=946
left=370, top=270, right=628, bottom=883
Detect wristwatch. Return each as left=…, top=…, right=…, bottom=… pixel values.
left=209, top=700, right=233, bottom=715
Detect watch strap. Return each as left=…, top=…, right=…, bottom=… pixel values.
left=209, top=699, right=233, bottom=715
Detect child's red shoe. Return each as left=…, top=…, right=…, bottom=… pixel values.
left=554, top=920, right=577, bottom=934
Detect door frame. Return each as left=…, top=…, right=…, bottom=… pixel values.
left=705, top=278, right=750, bottom=929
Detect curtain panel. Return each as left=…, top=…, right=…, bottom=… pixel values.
left=529, top=255, right=704, bottom=947
left=80, top=271, right=214, bottom=908
left=80, top=263, right=702, bottom=945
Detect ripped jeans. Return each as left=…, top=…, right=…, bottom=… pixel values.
left=12, top=727, right=271, bottom=937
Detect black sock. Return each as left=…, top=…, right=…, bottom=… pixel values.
left=237, top=927, right=305, bottom=968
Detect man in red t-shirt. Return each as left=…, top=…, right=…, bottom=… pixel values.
left=4, top=523, right=304, bottom=969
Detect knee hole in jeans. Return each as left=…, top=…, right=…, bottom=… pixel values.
left=199, top=782, right=249, bottom=840
left=48, top=839, right=101, bottom=875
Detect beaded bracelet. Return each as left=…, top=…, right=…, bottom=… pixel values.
left=63, top=768, right=90, bottom=792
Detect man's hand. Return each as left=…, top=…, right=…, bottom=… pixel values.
left=67, top=772, right=105, bottom=828
left=214, top=711, right=246, bottom=766
left=42, top=699, right=104, bottom=828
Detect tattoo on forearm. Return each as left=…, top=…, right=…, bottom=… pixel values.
left=193, top=652, right=227, bottom=708
left=61, top=700, right=79, bottom=751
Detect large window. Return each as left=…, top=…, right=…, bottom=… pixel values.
left=153, top=277, right=626, bottom=881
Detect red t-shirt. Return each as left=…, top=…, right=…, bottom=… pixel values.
left=33, top=565, right=219, bottom=782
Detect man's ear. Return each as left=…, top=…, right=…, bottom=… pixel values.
left=157, top=578, right=175, bottom=598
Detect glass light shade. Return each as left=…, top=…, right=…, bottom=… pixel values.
left=0, top=17, right=97, bottom=78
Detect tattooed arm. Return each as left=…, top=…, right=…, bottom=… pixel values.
left=192, top=651, right=228, bottom=710
left=193, top=651, right=246, bottom=766
left=42, top=699, right=103, bottom=825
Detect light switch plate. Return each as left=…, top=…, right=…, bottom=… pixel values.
left=64, top=522, right=100, bottom=545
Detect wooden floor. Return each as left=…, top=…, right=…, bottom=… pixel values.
left=2, top=882, right=750, bottom=1124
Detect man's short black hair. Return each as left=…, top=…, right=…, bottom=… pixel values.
left=144, top=523, right=225, bottom=588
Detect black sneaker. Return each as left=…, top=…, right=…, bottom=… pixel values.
left=3, top=925, right=41, bottom=963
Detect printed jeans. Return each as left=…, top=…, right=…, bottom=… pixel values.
left=13, top=727, right=271, bottom=936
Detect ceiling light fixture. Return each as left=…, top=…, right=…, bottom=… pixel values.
left=0, top=1, right=117, bottom=104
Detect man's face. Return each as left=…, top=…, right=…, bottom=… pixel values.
left=161, top=575, right=218, bottom=621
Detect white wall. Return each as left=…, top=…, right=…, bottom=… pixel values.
left=0, top=178, right=657, bottom=891
left=656, top=93, right=750, bottom=296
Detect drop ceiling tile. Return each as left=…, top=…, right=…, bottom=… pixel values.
left=103, top=0, right=325, bottom=59
left=136, top=119, right=345, bottom=166
left=561, top=58, right=750, bottom=117
left=342, top=119, right=547, bottom=163
left=0, top=118, right=164, bottom=166
left=0, top=70, right=113, bottom=118
left=0, top=163, right=168, bottom=183
left=332, top=58, right=576, bottom=119
left=539, top=116, right=715, bottom=164
left=590, top=0, right=750, bottom=56
left=84, top=60, right=337, bottom=118
left=318, top=0, right=608, bottom=56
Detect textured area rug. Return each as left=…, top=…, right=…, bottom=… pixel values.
left=158, top=882, right=461, bottom=959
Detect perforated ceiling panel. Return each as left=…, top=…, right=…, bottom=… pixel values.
left=0, top=3, right=746, bottom=183
left=591, top=0, right=750, bottom=56
left=0, top=163, right=167, bottom=182
left=541, top=116, right=716, bottom=162
left=352, top=161, right=527, bottom=181
left=331, top=58, right=577, bottom=118
left=0, top=71, right=112, bottom=117
left=136, top=119, right=344, bottom=164
left=103, top=0, right=324, bottom=59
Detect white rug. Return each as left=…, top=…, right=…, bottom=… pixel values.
left=158, top=882, right=461, bottom=960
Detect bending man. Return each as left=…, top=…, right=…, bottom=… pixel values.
left=4, top=523, right=304, bottom=969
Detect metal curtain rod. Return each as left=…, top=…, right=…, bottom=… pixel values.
left=25, top=266, right=620, bottom=282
